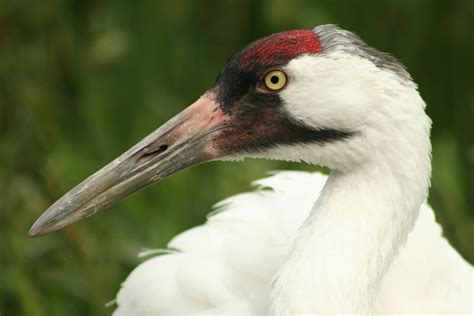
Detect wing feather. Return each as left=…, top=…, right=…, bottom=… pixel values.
left=114, top=171, right=326, bottom=315
left=114, top=171, right=473, bottom=315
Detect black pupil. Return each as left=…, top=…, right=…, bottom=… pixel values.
left=270, top=75, right=279, bottom=84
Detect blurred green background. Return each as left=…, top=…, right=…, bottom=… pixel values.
left=1, top=0, right=473, bottom=315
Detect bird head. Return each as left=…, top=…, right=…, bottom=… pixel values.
left=29, top=25, right=428, bottom=236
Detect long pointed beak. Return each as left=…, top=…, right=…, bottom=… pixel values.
left=29, top=93, right=227, bottom=236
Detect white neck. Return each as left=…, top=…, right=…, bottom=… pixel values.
left=268, top=92, right=432, bottom=314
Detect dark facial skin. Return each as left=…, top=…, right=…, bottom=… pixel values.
left=209, top=30, right=353, bottom=156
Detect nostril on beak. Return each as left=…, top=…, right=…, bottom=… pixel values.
left=138, top=145, right=168, bottom=163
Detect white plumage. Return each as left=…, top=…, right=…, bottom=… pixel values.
left=114, top=171, right=472, bottom=315
left=110, top=25, right=473, bottom=315
left=28, top=25, right=474, bottom=315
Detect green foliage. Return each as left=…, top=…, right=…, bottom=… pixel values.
left=1, top=0, right=473, bottom=314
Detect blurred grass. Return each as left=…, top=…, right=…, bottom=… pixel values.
left=1, top=0, right=473, bottom=315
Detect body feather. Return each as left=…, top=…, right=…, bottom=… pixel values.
left=114, top=171, right=472, bottom=315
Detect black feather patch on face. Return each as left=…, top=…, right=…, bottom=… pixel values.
left=213, top=53, right=273, bottom=110
left=209, top=31, right=354, bottom=156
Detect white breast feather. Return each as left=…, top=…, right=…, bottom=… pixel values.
left=113, top=171, right=473, bottom=315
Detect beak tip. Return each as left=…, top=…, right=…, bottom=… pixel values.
left=28, top=211, right=57, bottom=237
left=28, top=225, right=42, bottom=237
left=28, top=219, right=48, bottom=237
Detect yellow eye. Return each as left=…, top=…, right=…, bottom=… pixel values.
left=263, top=70, right=287, bottom=91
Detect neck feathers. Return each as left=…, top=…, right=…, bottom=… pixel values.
left=269, top=86, right=432, bottom=314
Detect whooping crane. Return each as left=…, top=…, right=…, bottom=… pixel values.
left=29, top=25, right=473, bottom=315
